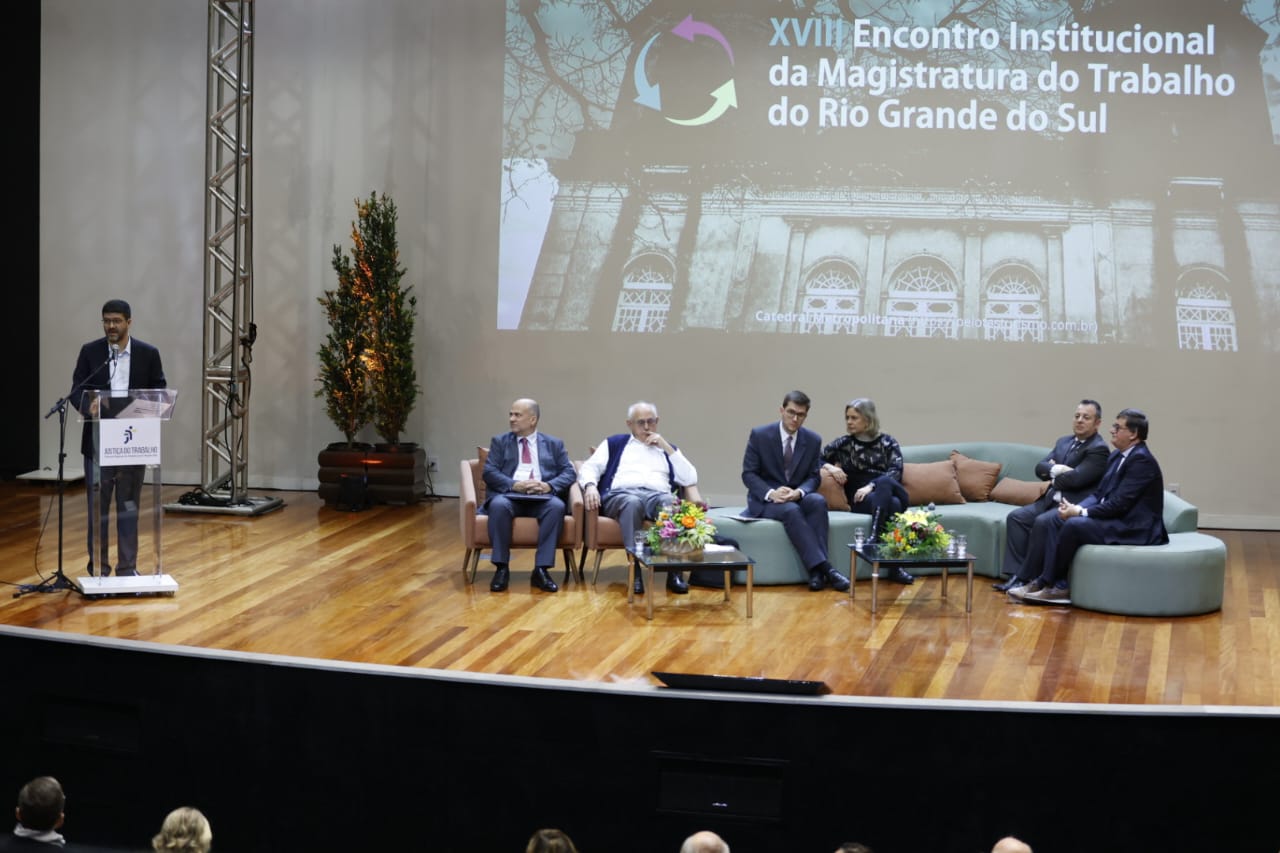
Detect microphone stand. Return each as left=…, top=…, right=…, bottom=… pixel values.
left=15, top=351, right=116, bottom=597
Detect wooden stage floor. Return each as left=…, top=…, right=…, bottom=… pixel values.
left=1, top=481, right=1277, bottom=707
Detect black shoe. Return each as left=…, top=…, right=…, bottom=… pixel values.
left=884, top=566, right=915, bottom=585
left=826, top=568, right=851, bottom=592
left=633, top=573, right=645, bottom=595
left=993, top=576, right=1023, bottom=592
left=531, top=566, right=559, bottom=593
left=808, top=570, right=827, bottom=591
left=666, top=572, right=689, bottom=594
left=116, top=567, right=138, bottom=577
left=489, top=566, right=510, bottom=592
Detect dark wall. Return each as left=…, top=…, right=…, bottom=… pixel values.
left=1, top=630, right=1276, bottom=853
left=5, top=3, right=40, bottom=477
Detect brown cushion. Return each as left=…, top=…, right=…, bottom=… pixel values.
left=951, top=450, right=1002, bottom=502
left=818, top=468, right=850, bottom=511
left=989, top=477, right=1049, bottom=506
left=901, top=461, right=965, bottom=505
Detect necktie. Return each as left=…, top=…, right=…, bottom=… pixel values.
left=1096, top=450, right=1123, bottom=496
left=521, top=437, right=536, bottom=479
left=783, top=435, right=794, bottom=480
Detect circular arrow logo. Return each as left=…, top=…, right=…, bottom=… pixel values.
left=634, top=14, right=737, bottom=126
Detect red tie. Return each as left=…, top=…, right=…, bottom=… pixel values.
left=521, top=437, right=535, bottom=479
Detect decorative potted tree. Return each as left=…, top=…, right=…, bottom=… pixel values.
left=315, top=192, right=426, bottom=506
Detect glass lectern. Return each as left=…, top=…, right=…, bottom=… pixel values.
left=77, top=388, right=180, bottom=595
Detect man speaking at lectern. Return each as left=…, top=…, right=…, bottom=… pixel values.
left=73, top=299, right=166, bottom=577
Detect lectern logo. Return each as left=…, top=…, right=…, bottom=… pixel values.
left=123, top=426, right=135, bottom=444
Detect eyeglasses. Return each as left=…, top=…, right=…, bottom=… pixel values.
left=631, top=418, right=659, bottom=427
left=1109, top=424, right=1131, bottom=434
left=782, top=408, right=808, bottom=419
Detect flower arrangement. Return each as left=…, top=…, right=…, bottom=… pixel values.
left=646, top=499, right=716, bottom=554
left=878, top=505, right=951, bottom=557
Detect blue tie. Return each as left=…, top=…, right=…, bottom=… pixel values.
left=1096, top=451, right=1124, bottom=496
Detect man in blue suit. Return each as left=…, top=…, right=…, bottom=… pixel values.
left=742, top=390, right=850, bottom=592
left=73, top=299, right=166, bottom=577
left=482, top=398, right=576, bottom=593
left=1011, top=408, right=1169, bottom=604
left=994, top=399, right=1110, bottom=591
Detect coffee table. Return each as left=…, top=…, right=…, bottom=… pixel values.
left=631, top=547, right=755, bottom=620
left=848, top=543, right=977, bottom=614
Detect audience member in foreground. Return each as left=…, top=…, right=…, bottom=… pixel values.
left=151, top=807, right=212, bottom=853
left=821, top=396, right=914, bottom=584
left=482, top=397, right=576, bottom=593
left=991, top=835, right=1033, bottom=853
left=579, top=400, right=699, bottom=595
left=1, top=776, right=67, bottom=849
left=742, top=390, right=849, bottom=593
left=680, top=829, right=730, bottom=852
left=994, top=398, right=1109, bottom=592
left=834, top=843, right=875, bottom=853
left=525, top=827, right=579, bottom=853
left=1010, top=407, right=1168, bottom=604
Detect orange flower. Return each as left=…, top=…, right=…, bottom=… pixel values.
left=681, top=515, right=697, bottom=528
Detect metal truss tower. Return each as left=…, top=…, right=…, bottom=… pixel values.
left=170, top=1, right=281, bottom=515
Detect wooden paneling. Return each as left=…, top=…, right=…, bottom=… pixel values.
left=2, top=481, right=1276, bottom=706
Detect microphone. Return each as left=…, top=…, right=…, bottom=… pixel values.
left=110, top=343, right=119, bottom=364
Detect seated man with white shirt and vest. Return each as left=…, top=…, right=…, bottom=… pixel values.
left=579, top=401, right=699, bottom=595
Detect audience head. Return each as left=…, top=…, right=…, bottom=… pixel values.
left=525, top=827, right=579, bottom=853
left=844, top=398, right=881, bottom=438
left=15, top=776, right=65, bottom=832
left=680, top=829, right=730, bottom=853
left=835, top=843, right=874, bottom=853
left=151, top=806, right=213, bottom=853
left=991, top=836, right=1033, bottom=853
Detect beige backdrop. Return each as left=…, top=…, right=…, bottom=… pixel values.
left=38, top=0, right=1278, bottom=528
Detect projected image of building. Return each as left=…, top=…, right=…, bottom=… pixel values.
left=502, top=0, right=1280, bottom=352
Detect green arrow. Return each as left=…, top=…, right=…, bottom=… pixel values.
left=666, top=79, right=737, bottom=127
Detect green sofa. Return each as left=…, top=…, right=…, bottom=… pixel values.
left=707, top=441, right=1208, bottom=597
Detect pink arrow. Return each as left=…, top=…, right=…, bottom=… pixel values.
left=672, top=14, right=734, bottom=65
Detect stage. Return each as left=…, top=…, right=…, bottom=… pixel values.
left=1, top=481, right=1277, bottom=852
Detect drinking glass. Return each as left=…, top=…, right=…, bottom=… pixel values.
left=946, top=529, right=957, bottom=557
left=633, top=531, right=646, bottom=556
left=853, top=527, right=866, bottom=550
left=955, top=534, right=967, bottom=557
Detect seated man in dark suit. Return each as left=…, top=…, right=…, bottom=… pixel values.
left=1010, top=408, right=1169, bottom=604
left=482, top=398, right=576, bottom=593
left=742, top=390, right=850, bottom=592
left=0, top=776, right=67, bottom=849
left=994, top=399, right=1110, bottom=591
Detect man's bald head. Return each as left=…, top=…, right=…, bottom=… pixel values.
left=680, top=830, right=730, bottom=853
left=991, top=837, right=1032, bottom=853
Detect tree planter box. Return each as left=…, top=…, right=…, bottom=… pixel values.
left=317, top=442, right=428, bottom=506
